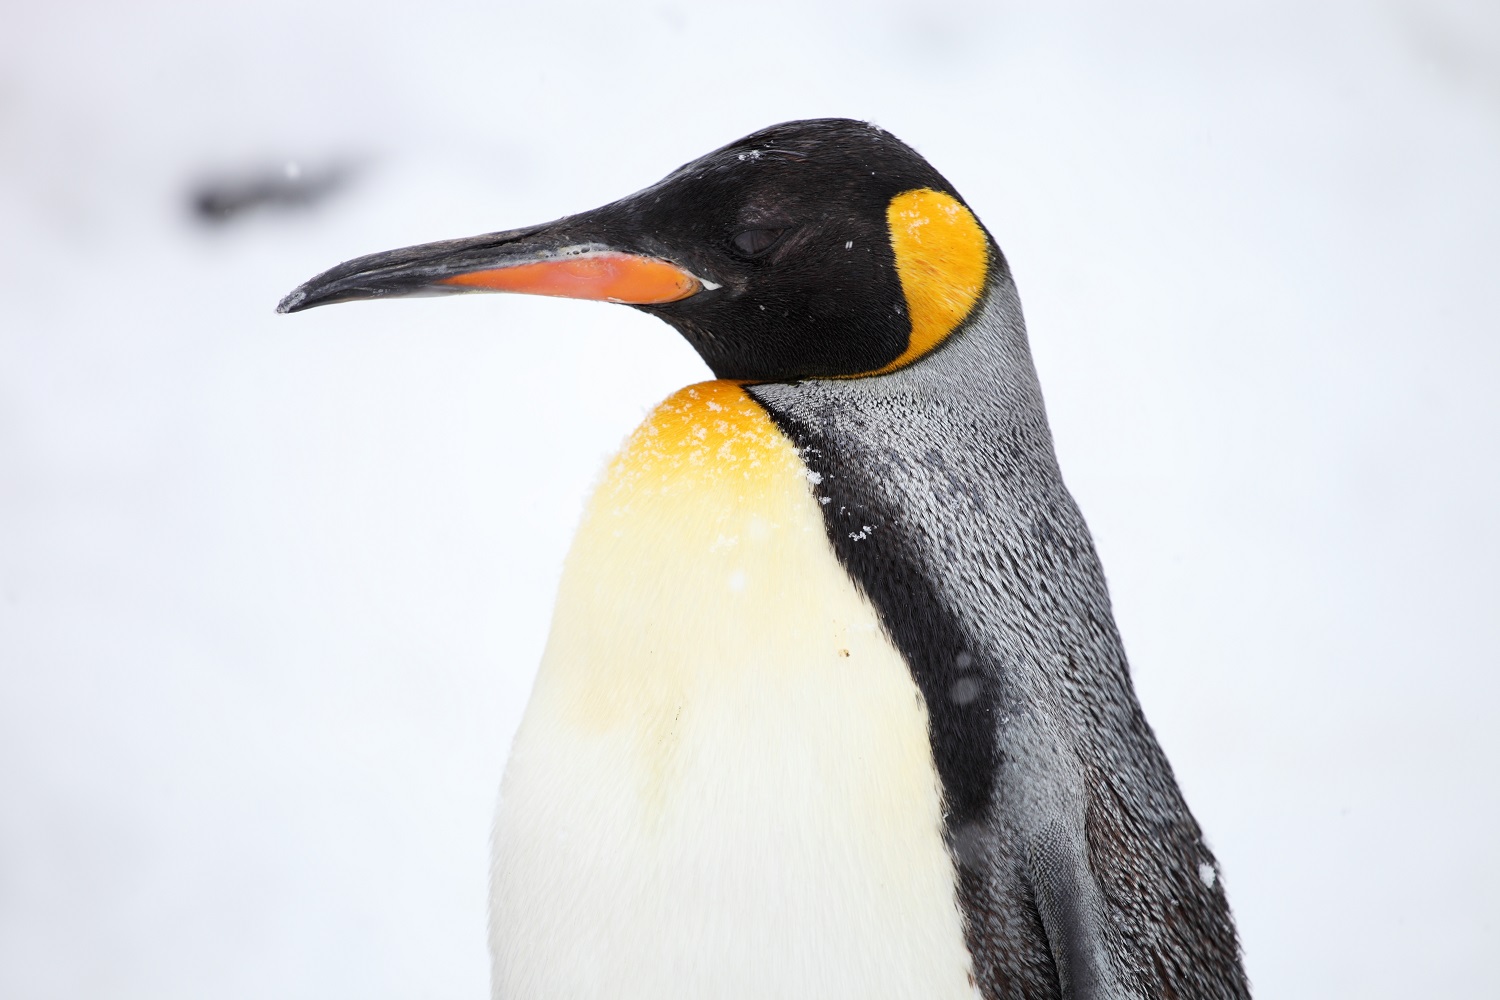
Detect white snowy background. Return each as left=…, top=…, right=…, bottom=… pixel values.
left=2, top=0, right=1497, bottom=996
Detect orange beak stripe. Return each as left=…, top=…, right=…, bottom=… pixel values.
left=438, top=252, right=701, bottom=304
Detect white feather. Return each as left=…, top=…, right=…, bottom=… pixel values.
left=490, top=383, right=977, bottom=999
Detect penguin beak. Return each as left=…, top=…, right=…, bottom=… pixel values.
left=276, top=214, right=708, bottom=314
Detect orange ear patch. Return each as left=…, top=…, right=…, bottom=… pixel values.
left=878, top=188, right=989, bottom=374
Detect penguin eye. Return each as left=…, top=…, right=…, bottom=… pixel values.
left=730, top=228, right=784, bottom=257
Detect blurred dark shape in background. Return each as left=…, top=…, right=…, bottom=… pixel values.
left=189, top=160, right=356, bottom=224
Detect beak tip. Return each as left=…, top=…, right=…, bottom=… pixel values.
left=276, top=287, right=310, bottom=314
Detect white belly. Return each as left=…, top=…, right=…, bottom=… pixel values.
left=490, top=382, right=975, bottom=999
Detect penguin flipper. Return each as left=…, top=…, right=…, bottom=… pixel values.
left=1025, top=822, right=1137, bottom=1000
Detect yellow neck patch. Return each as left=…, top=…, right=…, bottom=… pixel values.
left=875, top=188, right=989, bottom=375
left=596, top=380, right=788, bottom=507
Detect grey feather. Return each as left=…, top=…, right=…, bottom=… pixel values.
left=751, top=261, right=1248, bottom=1000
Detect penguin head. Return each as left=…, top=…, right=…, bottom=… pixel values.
left=279, top=118, right=995, bottom=382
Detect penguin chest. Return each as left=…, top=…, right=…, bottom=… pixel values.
left=490, top=381, right=975, bottom=999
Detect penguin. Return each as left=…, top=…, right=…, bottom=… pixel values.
left=278, top=118, right=1249, bottom=1000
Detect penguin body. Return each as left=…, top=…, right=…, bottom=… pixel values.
left=280, top=119, right=1249, bottom=1000
left=491, top=379, right=975, bottom=998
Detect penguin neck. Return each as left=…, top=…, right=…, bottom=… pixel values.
left=748, top=278, right=1135, bottom=832
left=754, top=273, right=1063, bottom=487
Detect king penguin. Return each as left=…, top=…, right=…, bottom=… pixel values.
left=278, top=119, right=1249, bottom=1000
